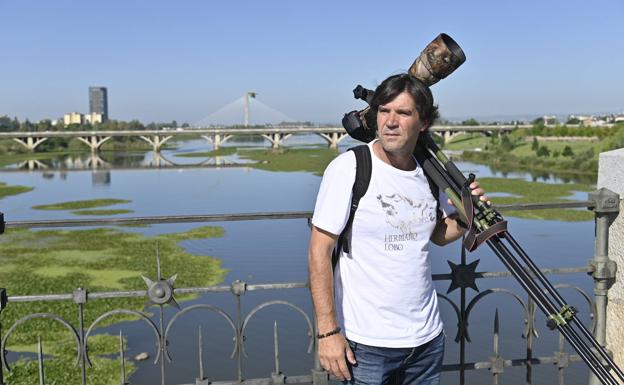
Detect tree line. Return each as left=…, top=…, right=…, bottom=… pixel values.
left=0, top=116, right=184, bottom=133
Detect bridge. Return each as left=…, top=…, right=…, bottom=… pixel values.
left=0, top=125, right=525, bottom=152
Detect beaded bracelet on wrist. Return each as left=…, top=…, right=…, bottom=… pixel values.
left=316, top=326, right=341, bottom=339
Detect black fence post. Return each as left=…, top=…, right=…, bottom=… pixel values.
left=0, top=288, right=7, bottom=385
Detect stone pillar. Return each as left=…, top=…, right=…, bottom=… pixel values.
left=597, top=148, right=624, bottom=372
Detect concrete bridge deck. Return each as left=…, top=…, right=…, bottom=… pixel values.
left=0, top=125, right=527, bottom=152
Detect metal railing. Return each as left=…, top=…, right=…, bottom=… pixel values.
left=0, top=190, right=619, bottom=385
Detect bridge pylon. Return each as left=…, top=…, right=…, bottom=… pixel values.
left=319, top=132, right=349, bottom=149
left=139, top=135, right=174, bottom=153
left=261, top=133, right=292, bottom=149
left=76, top=135, right=112, bottom=153
left=12, top=136, right=48, bottom=152
left=202, top=134, right=233, bottom=150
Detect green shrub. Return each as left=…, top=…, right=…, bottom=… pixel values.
left=536, top=145, right=550, bottom=157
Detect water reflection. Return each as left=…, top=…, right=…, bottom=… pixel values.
left=92, top=170, right=111, bottom=186
left=452, top=160, right=596, bottom=185
left=7, top=151, right=250, bottom=172
left=5, top=148, right=597, bottom=186
left=486, top=162, right=596, bottom=185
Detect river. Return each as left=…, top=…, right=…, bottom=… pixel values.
left=0, top=136, right=597, bottom=384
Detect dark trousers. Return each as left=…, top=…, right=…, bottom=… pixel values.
left=344, top=332, right=445, bottom=385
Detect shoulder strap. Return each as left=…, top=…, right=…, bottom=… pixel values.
left=423, top=168, right=442, bottom=221
left=332, top=144, right=371, bottom=270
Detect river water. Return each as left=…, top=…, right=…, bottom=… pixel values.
left=0, top=136, right=597, bottom=384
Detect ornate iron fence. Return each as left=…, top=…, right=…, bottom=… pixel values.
left=0, top=189, right=619, bottom=385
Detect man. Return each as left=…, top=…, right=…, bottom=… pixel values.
left=308, top=73, right=487, bottom=385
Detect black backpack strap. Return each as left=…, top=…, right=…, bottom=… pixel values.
left=332, top=145, right=372, bottom=270
left=423, top=169, right=442, bottom=221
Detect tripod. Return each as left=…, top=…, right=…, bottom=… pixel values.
left=414, top=133, right=624, bottom=385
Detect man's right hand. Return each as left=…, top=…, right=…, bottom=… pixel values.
left=318, top=333, right=356, bottom=381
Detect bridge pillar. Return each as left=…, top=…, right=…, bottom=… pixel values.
left=152, top=152, right=174, bottom=168
left=18, top=159, right=48, bottom=170
left=139, top=135, right=173, bottom=153
left=86, top=154, right=110, bottom=169
left=12, top=136, right=48, bottom=152
left=76, top=136, right=112, bottom=153
left=202, top=134, right=233, bottom=150
left=596, top=148, right=624, bottom=382
left=319, top=132, right=348, bottom=149
left=262, top=133, right=292, bottom=149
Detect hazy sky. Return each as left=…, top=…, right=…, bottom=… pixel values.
left=1, top=0, right=622, bottom=124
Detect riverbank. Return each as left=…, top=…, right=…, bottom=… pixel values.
left=178, top=145, right=339, bottom=176
left=444, top=124, right=624, bottom=180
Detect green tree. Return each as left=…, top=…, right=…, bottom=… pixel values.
left=501, top=135, right=514, bottom=151
left=0, top=115, right=17, bottom=132
left=566, top=117, right=581, bottom=125
left=531, top=137, right=539, bottom=151
left=461, top=118, right=479, bottom=126
left=562, top=145, right=574, bottom=157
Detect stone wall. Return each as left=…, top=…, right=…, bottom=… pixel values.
left=597, top=147, right=624, bottom=369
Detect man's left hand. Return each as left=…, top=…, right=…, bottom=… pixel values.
left=448, top=180, right=490, bottom=206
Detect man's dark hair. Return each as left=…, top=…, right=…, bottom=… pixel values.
left=368, top=73, right=439, bottom=130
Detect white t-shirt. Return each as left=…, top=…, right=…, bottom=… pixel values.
left=312, top=140, right=447, bottom=348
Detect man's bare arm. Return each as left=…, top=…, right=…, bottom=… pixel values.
left=308, top=226, right=339, bottom=332
left=308, top=225, right=355, bottom=381
left=430, top=213, right=465, bottom=246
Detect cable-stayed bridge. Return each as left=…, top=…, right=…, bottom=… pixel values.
left=193, top=94, right=296, bottom=127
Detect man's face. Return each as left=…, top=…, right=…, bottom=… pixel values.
left=376, top=91, right=426, bottom=157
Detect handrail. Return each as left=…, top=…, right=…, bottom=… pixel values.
left=2, top=200, right=596, bottom=229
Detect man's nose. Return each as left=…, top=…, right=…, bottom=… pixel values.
left=387, top=112, right=399, bottom=127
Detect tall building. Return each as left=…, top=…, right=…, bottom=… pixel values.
left=64, top=112, right=84, bottom=125
left=89, top=87, right=108, bottom=121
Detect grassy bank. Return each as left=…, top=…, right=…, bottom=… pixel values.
left=0, top=150, right=84, bottom=168
left=71, top=209, right=134, bottom=216
left=445, top=124, right=624, bottom=179
left=0, top=181, right=33, bottom=199
left=461, top=150, right=597, bottom=183
left=179, top=146, right=339, bottom=176
left=481, top=177, right=594, bottom=221
left=238, top=147, right=339, bottom=175
left=177, top=147, right=238, bottom=157
left=32, top=198, right=131, bottom=211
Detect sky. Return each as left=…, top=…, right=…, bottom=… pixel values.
left=0, top=0, right=623, bottom=125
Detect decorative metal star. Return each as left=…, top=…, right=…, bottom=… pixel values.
left=446, top=259, right=480, bottom=293
left=142, top=245, right=180, bottom=309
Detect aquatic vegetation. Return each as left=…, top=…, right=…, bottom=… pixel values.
left=32, top=199, right=131, bottom=211
left=177, top=146, right=339, bottom=175
left=0, top=225, right=226, bottom=383
left=71, top=209, right=135, bottom=216
left=177, top=147, right=238, bottom=157
left=0, top=181, right=33, bottom=199
left=481, top=177, right=594, bottom=221
left=237, top=147, right=339, bottom=175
